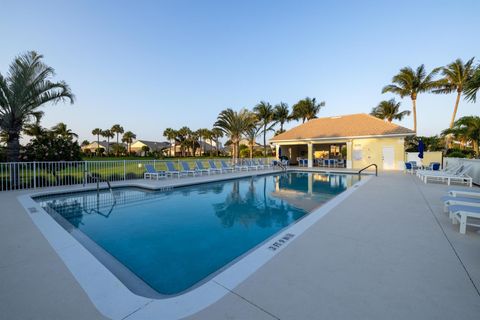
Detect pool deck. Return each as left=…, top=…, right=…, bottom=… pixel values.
left=1, top=169, right=479, bottom=319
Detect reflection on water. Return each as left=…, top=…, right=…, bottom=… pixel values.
left=34, top=172, right=359, bottom=295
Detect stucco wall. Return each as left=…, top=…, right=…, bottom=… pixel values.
left=350, top=137, right=406, bottom=170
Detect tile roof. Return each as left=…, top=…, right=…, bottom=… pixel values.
left=271, top=113, right=415, bottom=142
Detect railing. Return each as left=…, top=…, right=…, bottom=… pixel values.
left=0, top=158, right=274, bottom=192
left=358, top=164, right=378, bottom=177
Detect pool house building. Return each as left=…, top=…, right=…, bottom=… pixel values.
left=270, top=113, right=415, bottom=170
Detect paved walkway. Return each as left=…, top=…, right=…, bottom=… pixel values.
left=1, top=171, right=479, bottom=319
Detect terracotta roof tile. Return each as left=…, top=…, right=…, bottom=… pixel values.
left=271, top=113, right=414, bottom=141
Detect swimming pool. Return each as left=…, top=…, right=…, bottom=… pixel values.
left=34, top=171, right=360, bottom=296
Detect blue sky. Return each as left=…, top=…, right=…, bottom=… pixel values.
left=1, top=0, right=479, bottom=143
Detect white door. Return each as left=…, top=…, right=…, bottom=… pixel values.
left=382, top=147, right=395, bottom=170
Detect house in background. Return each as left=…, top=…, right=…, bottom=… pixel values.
left=270, top=113, right=415, bottom=170
left=81, top=141, right=111, bottom=154
left=130, top=140, right=170, bottom=156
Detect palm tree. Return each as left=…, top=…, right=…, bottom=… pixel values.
left=91, top=128, right=102, bottom=155
left=244, top=122, right=261, bottom=159
left=432, top=58, right=475, bottom=128
left=81, top=140, right=90, bottom=147
left=274, top=102, right=290, bottom=134
left=211, top=127, right=224, bottom=156
left=253, top=101, right=276, bottom=156
left=442, top=116, right=480, bottom=156
left=101, top=129, right=114, bottom=155
left=214, top=109, right=254, bottom=162
left=163, top=128, right=177, bottom=157
left=23, top=123, right=46, bottom=138
left=370, top=99, right=411, bottom=122
left=122, top=131, right=136, bottom=154
left=0, top=51, right=74, bottom=161
left=291, top=97, right=325, bottom=123
left=382, top=64, right=440, bottom=132
left=177, top=126, right=192, bottom=156
left=111, top=124, right=124, bottom=156
left=465, top=64, right=480, bottom=102
left=51, top=122, right=78, bottom=139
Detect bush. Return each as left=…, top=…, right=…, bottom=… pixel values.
left=446, top=151, right=466, bottom=158
left=24, top=132, right=82, bottom=161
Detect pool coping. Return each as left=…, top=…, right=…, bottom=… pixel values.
left=17, top=170, right=372, bottom=320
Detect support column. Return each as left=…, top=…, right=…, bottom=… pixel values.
left=307, top=173, right=313, bottom=195
left=275, top=144, right=280, bottom=158
left=346, top=141, right=353, bottom=169
left=308, top=142, right=313, bottom=168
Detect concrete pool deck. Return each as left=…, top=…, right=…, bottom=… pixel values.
left=1, top=170, right=479, bottom=319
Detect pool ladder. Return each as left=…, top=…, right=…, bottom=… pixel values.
left=276, top=162, right=288, bottom=171
left=84, top=170, right=116, bottom=203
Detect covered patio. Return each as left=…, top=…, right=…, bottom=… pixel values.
left=276, top=141, right=348, bottom=168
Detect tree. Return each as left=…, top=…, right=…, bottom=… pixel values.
left=432, top=58, right=475, bottom=128
left=0, top=51, right=74, bottom=161
left=91, top=128, right=102, bottom=155
left=163, top=128, right=177, bottom=157
left=442, top=116, right=480, bottom=157
left=465, top=64, right=480, bottom=102
left=51, top=122, right=78, bottom=139
left=177, top=126, right=192, bottom=156
left=211, top=127, right=224, bottom=156
left=196, top=128, right=210, bottom=156
left=214, top=109, right=254, bottom=162
left=382, top=64, right=440, bottom=132
left=111, top=124, right=124, bottom=156
left=274, top=102, right=290, bottom=134
left=370, top=99, right=411, bottom=122
left=141, top=145, right=150, bottom=157
left=122, top=131, right=136, bottom=154
left=244, top=121, right=261, bottom=159
left=101, top=129, right=114, bottom=155
left=253, top=101, right=276, bottom=156
left=291, top=97, right=325, bottom=123
left=24, top=130, right=81, bottom=161
left=23, top=123, right=46, bottom=138
left=81, top=140, right=90, bottom=147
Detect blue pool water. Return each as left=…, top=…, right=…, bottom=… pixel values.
left=35, top=172, right=359, bottom=295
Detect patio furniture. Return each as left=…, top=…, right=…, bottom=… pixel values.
left=404, top=162, right=414, bottom=174
left=258, top=159, right=272, bottom=169
left=220, top=160, right=237, bottom=172
left=144, top=164, right=166, bottom=180
left=245, top=160, right=261, bottom=170
left=209, top=160, right=232, bottom=173
left=252, top=159, right=266, bottom=169
left=448, top=189, right=480, bottom=198
left=448, top=204, right=480, bottom=234
left=194, top=160, right=214, bottom=175
left=180, top=161, right=199, bottom=176
left=420, top=164, right=472, bottom=186
left=165, top=161, right=185, bottom=178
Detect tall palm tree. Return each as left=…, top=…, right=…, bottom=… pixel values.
left=244, top=122, right=261, bottom=159
left=382, top=64, right=440, bottom=132
left=0, top=51, right=74, bottom=161
left=163, top=128, right=177, bottom=157
left=177, top=126, right=192, bottom=156
left=111, top=124, right=124, bottom=156
left=101, top=129, right=114, bottom=155
left=442, top=116, right=480, bottom=156
left=51, top=122, right=78, bottom=139
left=122, top=131, right=136, bottom=154
left=274, top=102, right=290, bottom=134
left=91, top=128, right=102, bottom=155
left=23, top=123, right=46, bottom=138
left=432, top=58, right=475, bottom=128
left=253, top=101, right=276, bottom=156
left=211, top=127, right=224, bottom=156
left=214, top=109, right=254, bottom=162
left=465, top=64, right=480, bottom=102
left=370, top=99, right=411, bottom=122
left=291, top=97, right=325, bottom=123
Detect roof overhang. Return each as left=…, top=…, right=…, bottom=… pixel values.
left=270, top=132, right=415, bottom=144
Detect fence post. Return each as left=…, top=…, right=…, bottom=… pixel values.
left=33, top=161, right=36, bottom=189
left=123, top=160, right=126, bottom=181
left=83, top=161, right=87, bottom=186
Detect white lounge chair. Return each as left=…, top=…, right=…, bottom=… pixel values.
left=416, top=163, right=460, bottom=178
left=220, top=160, right=236, bottom=173
left=144, top=164, right=166, bottom=180
left=421, top=164, right=472, bottom=186
left=447, top=189, right=480, bottom=198
left=245, top=160, right=261, bottom=170
left=209, top=160, right=230, bottom=173
left=166, top=161, right=185, bottom=178
left=448, top=204, right=480, bottom=234
left=258, top=159, right=272, bottom=169
left=180, top=161, right=199, bottom=176
left=196, top=160, right=219, bottom=175
left=442, top=195, right=480, bottom=213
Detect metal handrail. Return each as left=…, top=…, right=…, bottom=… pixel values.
left=84, top=169, right=116, bottom=202
left=358, top=164, right=378, bottom=177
